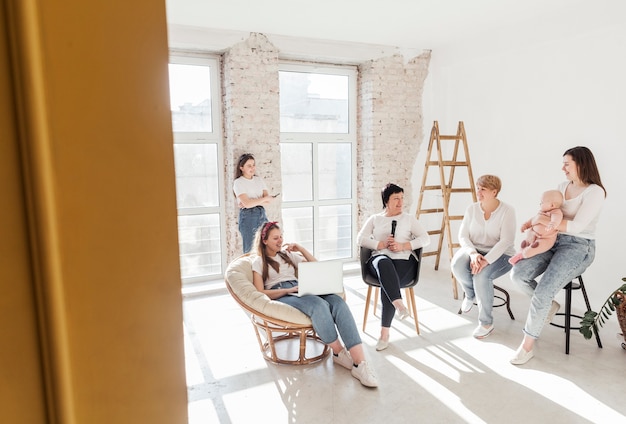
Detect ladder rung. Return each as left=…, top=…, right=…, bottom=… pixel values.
left=449, top=188, right=473, bottom=193
left=426, top=161, right=469, bottom=167
left=422, top=251, right=439, bottom=257
left=450, top=243, right=460, bottom=248
left=447, top=215, right=464, bottom=221
left=418, top=208, right=444, bottom=214
left=438, top=135, right=461, bottom=140
left=427, top=230, right=442, bottom=236
left=423, top=185, right=443, bottom=190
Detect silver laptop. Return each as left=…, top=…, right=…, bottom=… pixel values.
left=294, top=260, right=344, bottom=296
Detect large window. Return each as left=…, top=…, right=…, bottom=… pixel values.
left=169, top=54, right=224, bottom=282
left=279, top=64, right=357, bottom=260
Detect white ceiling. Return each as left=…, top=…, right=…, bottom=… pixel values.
left=165, top=0, right=616, bottom=52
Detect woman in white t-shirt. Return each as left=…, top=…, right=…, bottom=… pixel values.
left=233, top=153, right=275, bottom=253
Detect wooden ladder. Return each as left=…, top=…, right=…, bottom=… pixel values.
left=415, top=121, right=477, bottom=299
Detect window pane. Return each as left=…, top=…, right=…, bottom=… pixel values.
left=318, top=143, right=351, bottom=200
left=178, top=214, right=222, bottom=278
left=173, top=144, right=219, bottom=209
left=169, top=64, right=212, bottom=132
left=280, top=143, right=312, bottom=201
left=318, top=205, right=352, bottom=260
left=281, top=207, right=313, bottom=253
left=279, top=71, right=348, bottom=133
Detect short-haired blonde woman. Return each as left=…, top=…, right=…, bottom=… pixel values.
left=451, top=175, right=516, bottom=339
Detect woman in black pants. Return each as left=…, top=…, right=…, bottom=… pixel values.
left=357, top=183, right=430, bottom=351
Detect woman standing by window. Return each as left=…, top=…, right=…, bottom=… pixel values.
left=233, top=153, right=275, bottom=253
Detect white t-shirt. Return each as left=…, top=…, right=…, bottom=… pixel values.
left=233, top=176, right=267, bottom=207
left=356, top=211, right=430, bottom=260
left=252, top=251, right=305, bottom=290
left=458, top=201, right=516, bottom=263
left=557, top=181, right=604, bottom=239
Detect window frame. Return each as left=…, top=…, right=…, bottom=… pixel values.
left=278, top=62, right=358, bottom=260
left=169, top=51, right=226, bottom=283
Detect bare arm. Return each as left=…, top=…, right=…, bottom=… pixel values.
left=238, top=190, right=272, bottom=209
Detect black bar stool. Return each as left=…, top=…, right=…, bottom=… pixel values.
left=457, top=284, right=515, bottom=319
left=550, top=275, right=602, bottom=354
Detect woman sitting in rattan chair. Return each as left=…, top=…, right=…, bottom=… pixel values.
left=252, top=221, right=378, bottom=388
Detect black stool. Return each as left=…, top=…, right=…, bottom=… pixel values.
left=457, top=284, right=515, bottom=319
left=550, top=275, right=602, bottom=354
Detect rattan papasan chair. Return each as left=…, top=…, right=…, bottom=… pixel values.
left=224, top=253, right=329, bottom=365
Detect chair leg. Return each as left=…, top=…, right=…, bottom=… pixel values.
left=495, top=285, right=515, bottom=320
left=363, top=286, right=373, bottom=332
left=564, top=283, right=572, bottom=354
left=578, top=276, right=603, bottom=349
left=406, top=288, right=420, bottom=335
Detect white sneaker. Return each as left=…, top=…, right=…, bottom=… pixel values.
left=375, top=338, right=389, bottom=351
left=332, top=348, right=353, bottom=370
left=510, top=345, right=534, bottom=365
left=472, top=324, right=494, bottom=339
left=545, top=300, right=560, bottom=325
left=351, top=361, right=379, bottom=388
left=461, top=296, right=475, bottom=313
left=396, top=306, right=410, bottom=320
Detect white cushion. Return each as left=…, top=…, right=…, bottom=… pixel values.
left=225, top=255, right=312, bottom=325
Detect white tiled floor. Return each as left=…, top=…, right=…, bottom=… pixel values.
left=183, top=258, right=626, bottom=423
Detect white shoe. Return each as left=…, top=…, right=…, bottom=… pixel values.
left=375, top=339, right=389, bottom=351
left=396, top=307, right=410, bottom=320
left=461, top=296, right=475, bottom=313
left=545, top=300, right=560, bottom=325
left=472, top=324, right=494, bottom=339
left=332, top=348, right=353, bottom=370
left=351, top=361, right=379, bottom=388
left=510, top=345, right=534, bottom=365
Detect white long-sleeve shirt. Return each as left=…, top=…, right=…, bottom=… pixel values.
left=557, top=181, right=604, bottom=239
left=458, top=201, right=516, bottom=264
left=357, top=212, right=430, bottom=260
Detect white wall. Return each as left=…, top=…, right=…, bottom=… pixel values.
left=420, top=8, right=625, bottom=299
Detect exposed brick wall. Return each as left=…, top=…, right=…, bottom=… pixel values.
left=356, top=52, right=431, bottom=230
left=221, top=33, right=430, bottom=264
left=222, top=33, right=282, bottom=260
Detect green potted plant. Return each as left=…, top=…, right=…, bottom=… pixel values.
left=579, top=278, right=626, bottom=349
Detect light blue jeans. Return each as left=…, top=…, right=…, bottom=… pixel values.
left=238, top=206, right=267, bottom=253
left=451, top=249, right=512, bottom=326
left=510, top=233, right=595, bottom=339
left=272, top=281, right=362, bottom=350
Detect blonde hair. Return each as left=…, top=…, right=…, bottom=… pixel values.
left=476, top=175, right=502, bottom=195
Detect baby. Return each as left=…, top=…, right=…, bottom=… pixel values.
left=509, top=189, right=564, bottom=265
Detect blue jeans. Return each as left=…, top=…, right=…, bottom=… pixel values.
left=367, top=255, right=418, bottom=327
left=272, top=281, right=362, bottom=350
left=511, top=233, right=595, bottom=339
left=238, top=206, right=267, bottom=253
left=451, top=249, right=512, bottom=326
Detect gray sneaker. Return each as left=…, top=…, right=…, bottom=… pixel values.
left=351, top=361, right=378, bottom=388
left=332, top=348, right=353, bottom=370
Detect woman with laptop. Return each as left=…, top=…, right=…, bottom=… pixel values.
left=251, top=221, right=378, bottom=388
left=357, top=183, right=431, bottom=351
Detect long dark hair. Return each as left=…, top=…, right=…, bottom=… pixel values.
left=563, top=146, right=606, bottom=197
left=253, top=221, right=297, bottom=282
left=381, top=183, right=404, bottom=209
left=235, top=153, right=255, bottom=179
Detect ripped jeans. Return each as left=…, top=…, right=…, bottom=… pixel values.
left=271, top=281, right=362, bottom=350
left=510, top=233, right=595, bottom=339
